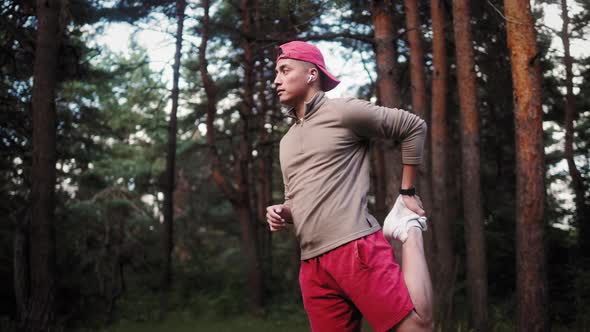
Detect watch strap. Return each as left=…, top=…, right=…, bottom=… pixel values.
left=399, top=187, right=416, bottom=196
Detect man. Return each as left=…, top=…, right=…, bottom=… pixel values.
left=266, top=41, right=433, bottom=332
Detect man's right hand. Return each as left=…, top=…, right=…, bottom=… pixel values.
left=266, top=204, right=292, bottom=232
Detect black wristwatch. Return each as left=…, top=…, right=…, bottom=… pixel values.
left=399, top=187, right=416, bottom=196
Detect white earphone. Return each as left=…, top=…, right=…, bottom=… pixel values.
left=307, top=74, right=315, bottom=83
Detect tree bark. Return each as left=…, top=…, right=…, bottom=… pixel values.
left=26, top=1, right=66, bottom=330
left=372, top=0, right=402, bottom=109
left=560, top=0, right=589, bottom=256
left=452, top=0, right=488, bottom=330
left=503, top=0, right=548, bottom=331
left=371, top=0, right=397, bottom=223
left=160, top=0, right=185, bottom=316
left=430, top=0, right=455, bottom=327
left=403, top=0, right=436, bottom=271
left=371, top=0, right=404, bottom=261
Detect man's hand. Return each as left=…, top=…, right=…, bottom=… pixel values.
left=401, top=195, right=426, bottom=217
left=266, top=204, right=292, bottom=232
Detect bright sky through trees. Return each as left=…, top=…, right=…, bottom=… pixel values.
left=91, top=2, right=588, bottom=96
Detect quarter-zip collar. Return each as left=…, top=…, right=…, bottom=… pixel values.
left=285, top=91, right=327, bottom=123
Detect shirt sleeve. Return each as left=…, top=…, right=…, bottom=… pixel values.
left=340, top=98, right=428, bottom=165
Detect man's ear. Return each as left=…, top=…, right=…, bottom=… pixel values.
left=310, top=67, right=319, bottom=80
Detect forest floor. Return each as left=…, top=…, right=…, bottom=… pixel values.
left=76, top=307, right=580, bottom=332
left=80, top=311, right=377, bottom=332
left=92, top=317, right=309, bottom=332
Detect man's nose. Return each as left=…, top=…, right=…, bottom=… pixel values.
left=273, top=76, right=281, bottom=87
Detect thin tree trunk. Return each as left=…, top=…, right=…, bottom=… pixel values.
left=503, top=1, right=547, bottom=331
left=200, top=0, right=264, bottom=314
left=255, top=3, right=267, bottom=247
left=239, top=0, right=264, bottom=313
left=403, top=0, right=436, bottom=272
left=560, top=0, right=589, bottom=255
left=256, top=52, right=273, bottom=288
left=105, top=204, right=127, bottom=323
left=430, top=0, right=454, bottom=327
left=199, top=0, right=232, bottom=199
left=452, top=0, right=488, bottom=330
left=161, top=0, right=185, bottom=316
left=14, top=210, right=30, bottom=323
left=27, top=1, right=65, bottom=330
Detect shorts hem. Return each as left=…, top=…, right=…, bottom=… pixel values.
left=373, top=304, right=414, bottom=332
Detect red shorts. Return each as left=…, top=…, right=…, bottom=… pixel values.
left=299, top=230, right=414, bottom=332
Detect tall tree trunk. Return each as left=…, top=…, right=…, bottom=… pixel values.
left=403, top=0, right=436, bottom=271
left=372, top=0, right=402, bottom=110
left=503, top=1, right=547, bottom=331
left=404, top=0, right=430, bottom=202
left=430, top=0, right=454, bottom=327
left=452, top=0, right=488, bottom=330
left=161, top=0, right=185, bottom=316
left=560, top=0, right=589, bottom=256
left=371, top=0, right=404, bottom=261
left=27, top=1, right=65, bottom=330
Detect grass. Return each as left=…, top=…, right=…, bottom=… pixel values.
left=78, top=310, right=380, bottom=332
left=80, top=310, right=312, bottom=332
left=93, top=317, right=306, bottom=332
left=84, top=314, right=584, bottom=332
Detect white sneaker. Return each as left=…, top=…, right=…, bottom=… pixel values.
left=383, top=195, right=427, bottom=243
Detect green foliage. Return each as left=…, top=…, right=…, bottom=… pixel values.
left=55, top=187, right=161, bottom=325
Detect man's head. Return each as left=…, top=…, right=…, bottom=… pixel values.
left=274, top=41, right=340, bottom=106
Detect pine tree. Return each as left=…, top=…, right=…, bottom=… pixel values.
left=430, top=0, right=455, bottom=326
left=28, top=0, right=67, bottom=330
left=161, top=0, right=186, bottom=315
left=504, top=0, right=548, bottom=330
left=452, top=0, right=488, bottom=330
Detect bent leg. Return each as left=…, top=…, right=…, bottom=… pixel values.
left=393, top=228, right=434, bottom=332
left=337, top=232, right=414, bottom=332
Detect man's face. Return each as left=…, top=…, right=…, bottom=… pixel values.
left=273, top=58, right=313, bottom=106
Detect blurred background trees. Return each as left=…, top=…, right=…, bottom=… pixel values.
left=1, top=0, right=589, bottom=331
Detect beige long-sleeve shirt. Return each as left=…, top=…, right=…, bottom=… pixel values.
left=279, top=91, right=427, bottom=260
